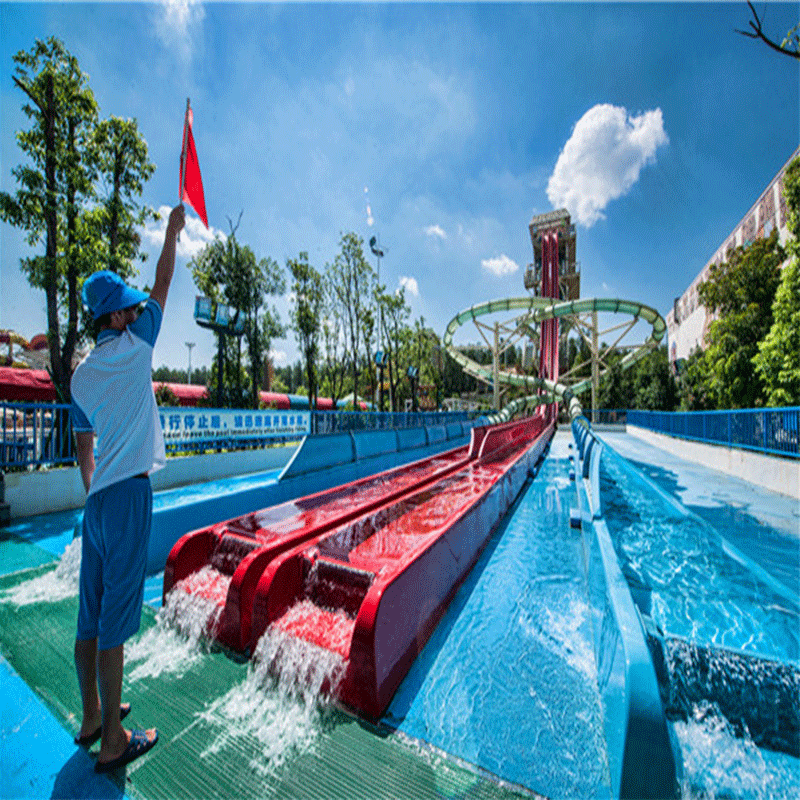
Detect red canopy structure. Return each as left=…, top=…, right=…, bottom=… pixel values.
left=0, top=368, right=349, bottom=411
left=0, top=368, right=58, bottom=403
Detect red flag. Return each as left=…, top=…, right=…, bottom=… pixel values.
left=180, top=100, right=208, bottom=228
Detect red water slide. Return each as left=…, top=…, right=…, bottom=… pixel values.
left=164, top=412, right=554, bottom=719
left=164, top=443, right=473, bottom=651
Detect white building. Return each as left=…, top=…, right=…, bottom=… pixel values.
left=667, top=146, right=799, bottom=368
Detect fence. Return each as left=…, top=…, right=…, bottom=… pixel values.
left=628, top=407, right=800, bottom=459
left=1, top=403, right=75, bottom=469
left=1, top=401, right=477, bottom=470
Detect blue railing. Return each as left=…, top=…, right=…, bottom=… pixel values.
left=1, top=401, right=477, bottom=470
left=1, top=402, right=75, bottom=469
left=628, top=407, right=800, bottom=459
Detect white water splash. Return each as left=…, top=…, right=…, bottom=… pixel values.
left=126, top=567, right=227, bottom=682
left=1, top=537, right=82, bottom=606
left=520, top=595, right=598, bottom=683
left=197, top=604, right=347, bottom=776
left=675, top=702, right=799, bottom=800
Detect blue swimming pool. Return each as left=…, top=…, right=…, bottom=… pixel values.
left=597, top=441, right=799, bottom=799
left=600, top=449, right=799, bottom=663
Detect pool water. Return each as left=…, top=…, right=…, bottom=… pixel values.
left=600, top=450, right=799, bottom=662
left=598, top=446, right=800, bottom=799
left=0, top=467, right=284, bottom=571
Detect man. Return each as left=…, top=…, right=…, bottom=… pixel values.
left=70, top=204, right=185, bottom=773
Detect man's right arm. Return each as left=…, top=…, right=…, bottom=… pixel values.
left=149, top=204, right=186, bottom=312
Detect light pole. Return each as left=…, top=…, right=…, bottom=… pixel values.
left=370, top=235, right=386, bottom=412
left=185, top=341, right=195, bottom=385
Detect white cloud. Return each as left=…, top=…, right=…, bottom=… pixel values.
left=154, top=0, right=205, bottom=64
left=270, top=348, right=287, bottom=366
left=143, top=205, right=225, bottom=260
left=424, top=224, right=447, bottom=240
left=481, top=254, right=518, bottom=277
left=547, top=104, right=668, bottom=227
left=364, top=187, right=374, bottom=227
left=399, top=276, right=419, bottom=297
left=457, top=224, right=474, bottom=248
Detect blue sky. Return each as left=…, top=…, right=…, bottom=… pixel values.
left=1, top=1, right=798, bottom=374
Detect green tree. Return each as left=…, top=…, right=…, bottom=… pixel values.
left=92, top=116, right=157, bottom=273
left=678, top=348, right=714, bottom=410
left=376, top=284, right=411, bottom=411
left=597, top=349, right=628, bottom=410
left=288, top=252, right=323, bottom=410
left=319, top=296, right=348, bottom=405
left=753, top=259, right=800, bottom=405
left=629, top=345, right=677, bottom=410
left=154, top=383, right=180, bottom=407
left=153, top=364, right=210, bottom=386
left=360, top=306, right=376, bottom=407
left=1, top=38, right=157, bottom=404
left=737, top=2, right=800, bottom=59
left=753, top=156, right=800, bottom=405
left=328, top=232, right=375, bottom=404
left=412, top=317, right=444, bottom=411
left=698, top=230, right=784, bottom=408
left=0, top=37, right=97, bottom=401
left=190, top=222, right=285, bottom=408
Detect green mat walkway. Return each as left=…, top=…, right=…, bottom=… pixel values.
left=0, top=554, right=539, bottom=800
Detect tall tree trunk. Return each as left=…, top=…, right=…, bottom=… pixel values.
left=109, top=149, right=121, bottom=259
left=62, top=115, right=79, bottom=398
left=42, top=73, right=67, bottom=401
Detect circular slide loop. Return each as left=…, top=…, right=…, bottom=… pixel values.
left=443, top=296, right=666, bottom=424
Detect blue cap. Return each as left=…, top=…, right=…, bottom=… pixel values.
left=82, top=271, right=149, bottom=320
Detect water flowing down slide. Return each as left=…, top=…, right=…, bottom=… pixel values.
left=164, top=413, right=554, bottom=719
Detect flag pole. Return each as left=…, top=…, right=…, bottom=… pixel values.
left=178, top=98, right=190, bottom=241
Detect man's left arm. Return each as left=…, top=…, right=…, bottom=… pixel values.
left=149, top=205, right=185, bottom=313
left=75, top=432, right=95, bottom=494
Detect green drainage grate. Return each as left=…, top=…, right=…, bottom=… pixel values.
left=0, top=565, right=539, bottom=799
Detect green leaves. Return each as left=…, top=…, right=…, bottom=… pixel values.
left=189, top=227, right=286, bottom=408
left=1, top=37, right=156, bottom=399
left=687, top=230, right=784, bottom=409
left=288, top=251, right=324, bottom=409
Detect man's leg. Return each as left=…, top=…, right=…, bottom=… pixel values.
left=96, top=644, right=157, bottom=765
left=74, top=637, right=101, bottom=740
left=97, top=644, right=130, bottom=761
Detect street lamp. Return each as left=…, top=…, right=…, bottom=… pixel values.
left=185, top=342, right=195, bottom=385
left=407, top=365, right=419, bottom=412
left=370, top=235, right=387, bottom=412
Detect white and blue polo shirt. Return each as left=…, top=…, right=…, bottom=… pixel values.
left=71, top=298, right=166, bottom=496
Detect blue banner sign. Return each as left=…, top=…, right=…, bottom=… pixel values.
left=159, top=408, right=310, bottom=445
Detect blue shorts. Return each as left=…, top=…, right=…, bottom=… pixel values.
left=77, top=475, right=153, bottom=650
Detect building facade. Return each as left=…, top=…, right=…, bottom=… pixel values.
left=667, top=146, right=799, bottom=369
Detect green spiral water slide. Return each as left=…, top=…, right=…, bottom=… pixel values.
left=443, top=296, right=667, bottom=424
